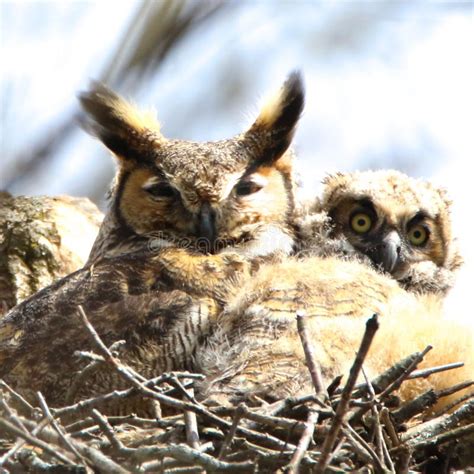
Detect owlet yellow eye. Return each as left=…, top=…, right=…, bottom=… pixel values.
left=351, top=213, right=372, bottom=234
left=408, top=225, right=428, bottom=246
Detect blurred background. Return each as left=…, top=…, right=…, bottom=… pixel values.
left=1, top=0, right=473, bottom=314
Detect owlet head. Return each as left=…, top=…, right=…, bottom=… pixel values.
left=79, top=72, right=304, bottom=255
left=318, top=170, right=463, bottom=292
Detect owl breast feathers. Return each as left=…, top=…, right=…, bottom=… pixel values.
left=297, top=170, right=463, bottom=295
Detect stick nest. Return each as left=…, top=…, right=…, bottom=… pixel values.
left=0, top=312, right=472, bottom=473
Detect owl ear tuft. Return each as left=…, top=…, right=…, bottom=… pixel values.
left=79, top=81, right=164, bottom=163
left=245, top=71, right=305, bottom=165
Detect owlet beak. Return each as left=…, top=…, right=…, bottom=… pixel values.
left=369, top=231, right=402, bottom=274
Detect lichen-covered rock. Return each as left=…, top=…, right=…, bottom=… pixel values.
left=0, top=192, right=103, bottom=313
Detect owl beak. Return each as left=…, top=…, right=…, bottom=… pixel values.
left=370, top=231, right=402, bottom=274
left=197, top=203, right=217, bottom=250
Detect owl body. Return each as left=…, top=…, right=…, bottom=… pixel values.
left=0, top=247, right=255, bottom=407
left=298, top=170, right=462, bottom=294
left=0, top=74, right=305, bottom=410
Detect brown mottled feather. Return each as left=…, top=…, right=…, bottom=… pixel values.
left=0, top=248, right=253, bottom=410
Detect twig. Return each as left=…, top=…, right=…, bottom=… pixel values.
left=410, top=455, right=438, bottom=472
left=218, top=403, right=246, bottom=459
left=66, top=414, right=180, bottom=435
left=432, top=390, right=474, bottom=418
left=327, top=375, right=343, bottom=397
left=340, top=425, right=371, bottom=464
left=393, top=445, right=411, bottom=474
left=296, top=311, right=327, bottom=401
left=343, top=422, right=386, bottom=472
left=125, top=423, right=186, bottom=449
left=361, top=367, right=393, bottom=472
left=16, top=450, right=86, bottom=473
left=403, top=399, right=474, bottom=444
left=380, top=407, right=400, bottom=448
left=124, top=443, right=255, bottom=471
left=408, top=361, right=465, bottom=380
left=436, top=379, right=474, bottom=399
left=37, top=392, right=85, bottom=464
left=184, top=388, right=201, bottom=451
left=90, top=409, right=125, bottom=453
left=170, top=375, right=198, bottom=403
left=342, top=352, right=422, bottom=397
left=0, top=398, right=29, bottom=434
left=77, top=305, right=146, bottom=383
left=142, top=465, right=202, bottom=473
left=325, top=435, right=346, bottom=469
left=67, top=356, right=104, bottom=404
left=143, top=442, right=214, bottom=472
left=391, top=390, right=438, bottom=425
left=56, top=372, right=203, bottom=419
left=286, top=406, right=319, bottom=474
left=0, top=397, right=51, bottom=466
left=350, top=345, right=433, bottom=424
left=16, top=417, right=131, bottom=473
left=379, top=345, right=432, bottom=400
left=0, top=417, right=75, bottom=466
left=266, top=393, right=331, bottom=418
left=0, top=417, right=50, bottom=466
left=237, top=406, right=308, bottom=434
left=410, top=422, right=474, bottom=451
left=315, top=314, right=379, bottom=473
left=0, top=380, right=35, bottom=415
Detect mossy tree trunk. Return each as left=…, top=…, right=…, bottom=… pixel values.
left=0, top=192, right=102, bottom=314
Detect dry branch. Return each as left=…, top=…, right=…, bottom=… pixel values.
left=315, top=314, right=379, bottom=473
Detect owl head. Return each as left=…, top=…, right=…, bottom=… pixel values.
left=304, top=170, right=463, bottom=294
left=80, top=72, right=304, bottom=261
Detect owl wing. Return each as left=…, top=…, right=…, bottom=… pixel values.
left=0, top=247, right=250, bottom=406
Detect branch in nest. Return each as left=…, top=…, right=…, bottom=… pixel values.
left=391, top=389, right=439, bottom=425
left=296, top=311, right=328, bottom=402
left=402, top=398, right=474, bottom=445
left=315, top=314, right=379, bottom=473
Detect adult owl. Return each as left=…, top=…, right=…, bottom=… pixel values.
left=0, top=72, right=305, bottom=408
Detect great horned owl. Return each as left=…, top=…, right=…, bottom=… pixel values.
left=0, top=73, right=305, bottom=409
left=81, top=72, right=304, bottom=263
left=196, top=255, right=473, bottom=411
left=298, top=170, right=462, bottom=294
